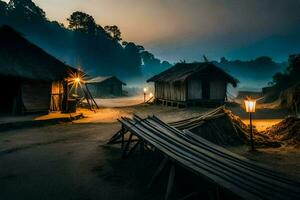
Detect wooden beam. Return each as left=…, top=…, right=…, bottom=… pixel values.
left=126, top=141, right=140, bottom=157
left=148, top=156, right=169, bottom=189
left=122, top=132, right=133, bottom=158
left=165, top=164, right=176, bottom=200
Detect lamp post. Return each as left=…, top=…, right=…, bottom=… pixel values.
left=244, top=97, right=256, bottom=151
left=143, top=87, right=147, bottom=103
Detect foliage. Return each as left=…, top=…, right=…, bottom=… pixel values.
left=67, top=11, right=97, bottom=35
left=104, top=25, right=122, bottom=41
left=272, top=54, right=300, bottom=90
left=140, top=51, right=172, bottom=75
left=0, top=0, right=170, bottom=79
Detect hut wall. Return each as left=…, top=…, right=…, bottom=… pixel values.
left=87, top=81, right=123, bottom=98
left=22, top=81, right=51, bottom=112
left=50, top=81, right=64, bottom=112
left=210, top=80, right=226, bottom=100
left=187, top=79, right=202, bottom=100
left=155, top=82, right=186, bottom=101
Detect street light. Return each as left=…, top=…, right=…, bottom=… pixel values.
left=244, top=97, right=256, bottom=151
left=143, top=87, right=147, bottom=103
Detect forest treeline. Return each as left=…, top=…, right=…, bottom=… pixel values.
left=0, top=0, right=171, bottom=79
left=0, top=0, right=293, bottom=87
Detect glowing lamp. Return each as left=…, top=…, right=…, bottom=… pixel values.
left=74, top=77, right=81, bottom=83
left=143, top=87, right=147, bottom=93
left=149, top=93, right=153, bottom=98
left=244, top=96, right=256, bottom=151
left=244, top=99, right=256, bottom=113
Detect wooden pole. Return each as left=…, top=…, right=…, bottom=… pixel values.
left=165, top=164, right=175, bottom=200
left=249, top=112, right=255, bottom=151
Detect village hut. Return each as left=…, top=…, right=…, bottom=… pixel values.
left=147, top=62, right=238, bottom=106
left=86, top=76, right=126, bottom=98
left=0, top=25, right=77, bottom=114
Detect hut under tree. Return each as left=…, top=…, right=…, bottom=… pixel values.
left=147, top=62, right=238, bottom=107
left=86, top=76, right=126, bottom=98
left=0, top=25, right=78, bottom=115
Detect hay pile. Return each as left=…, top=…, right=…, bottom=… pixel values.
left=262, top=117, right=300, bottom=147
left=170, top=107, right=281, bottom=147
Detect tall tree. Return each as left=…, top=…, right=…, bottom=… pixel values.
left=104, top=25, right=122, bottom=41
left=8, top=0, right=46, bottom=20
left=0, top=1, right=8, bottom=16
left=67, top=11, right=96, bottom=35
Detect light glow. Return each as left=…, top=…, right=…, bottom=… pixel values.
left=244, top=97, right=256, bottom=113
left=143, top=87, right=147, bottom=93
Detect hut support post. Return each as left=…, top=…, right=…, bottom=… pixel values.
left=122, top=132, right=134, bottom=158
left=148, top=156, right=169, bottom=189
left=165, top=164, right=176, bottom=200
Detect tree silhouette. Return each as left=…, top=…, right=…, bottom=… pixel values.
left=104, top=25, right=122, bottom=41
left=8, top=0, right=46, bottom=21
left=67, top=11, right=96, bottom=35
left=0, top=0, right=171, bottom=79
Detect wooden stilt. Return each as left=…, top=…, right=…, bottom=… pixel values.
left=165, top=164, right=176, bottom=200
left=122, top=132, right=133, bottom=158
left=139, top=139, right=144, bottom=154
left=121, top=128, right=125, bottom=150
left=148, top=156, right=169, bottom=189
left=216, top=185, right=220, bottom=200
left=126, top=141, right=140, bottom=157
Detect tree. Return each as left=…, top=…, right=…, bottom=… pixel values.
left=220, top=57, right=228, bottom=64
left=0, top=1, right=8, bottom=16
left=67, top=11, right=96, bottom=35
left=104, top=25, right=122, bottom=41
left=271, top=54, right=300, bottom=90
left=8, top=0, right=46, bottom=20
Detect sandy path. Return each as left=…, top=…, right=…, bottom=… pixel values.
left=0, top=104, right=298, bottom=200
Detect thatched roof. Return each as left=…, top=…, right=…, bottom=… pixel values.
left=0, top=25, right=75, bottom=81
left=147, top=62, right=238, bottom=87
left=86, top=76, right=126, bottom=85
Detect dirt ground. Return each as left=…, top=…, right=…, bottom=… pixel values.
left=0, top=102, right=299, bottom=200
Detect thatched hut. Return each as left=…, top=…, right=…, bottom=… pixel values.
left=147, top=62, right=238, bottom=106
left=86, top=76, right=126, bottom=98
left=0, top=25, right=76, bottom=114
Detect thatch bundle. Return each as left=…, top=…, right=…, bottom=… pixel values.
left=262, top=117, right=300, bottom=147
left=170, top=107, right=281, bottom=147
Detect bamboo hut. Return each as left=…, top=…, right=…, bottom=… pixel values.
left=86, top=76, right=126, bottom=98
left=147, top=62, right=238, bottom=106
left=0, top=25, right=77, bottom=114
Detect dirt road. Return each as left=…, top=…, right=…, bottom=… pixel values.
left=0, top=104, right=299, bottom=200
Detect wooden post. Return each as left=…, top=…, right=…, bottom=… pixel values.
left=121, top=127, right=125, bottom=150
left=122, top=133, right=133, bottom=158
left=165, top=164, right=175, bottom=200
left=249, top=112, right=255, bottom=151
left=139, top=139, right=144, bottom=154
left=148, top=156, right=168, bottom=189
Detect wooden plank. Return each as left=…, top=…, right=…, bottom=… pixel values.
left=118, top=116, right=300, bottom=200
left=139, top=119, right=300, bottom=198
left=149, top=117, right=300, bottom=190
left=120, top=118, right=261, bottom=200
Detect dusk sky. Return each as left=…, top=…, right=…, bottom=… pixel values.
left=8, top=0, right=300, bottom=62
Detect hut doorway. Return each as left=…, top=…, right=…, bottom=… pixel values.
left=0, top=75, right=22, bottom=114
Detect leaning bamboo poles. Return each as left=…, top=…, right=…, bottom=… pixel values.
left=108, top=114, right=300, bottom=200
